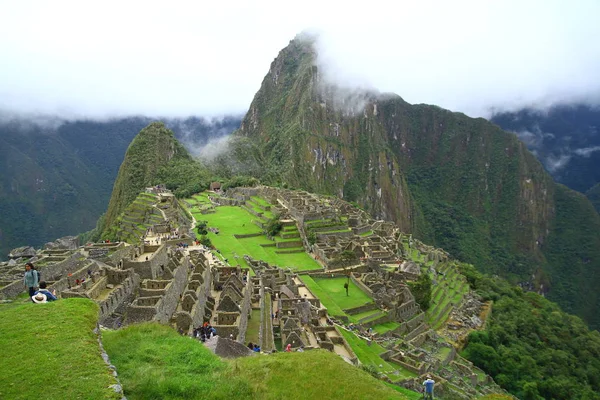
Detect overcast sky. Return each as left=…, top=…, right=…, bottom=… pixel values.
left=1, top=0, right=599, bottom=119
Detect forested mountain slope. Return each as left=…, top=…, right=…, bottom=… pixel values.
left=0, top=116, right=240, bottom=257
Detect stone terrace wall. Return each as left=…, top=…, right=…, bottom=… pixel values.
left=99, top=270, right=140, bottom=322
left=189, top=263, right=213, bottom=329
left=236, top=277, right=254, bottom=344
left=154, top=263, right=189, bottom=323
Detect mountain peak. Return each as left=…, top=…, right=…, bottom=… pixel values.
left=100, top=122, right=191, bottom=237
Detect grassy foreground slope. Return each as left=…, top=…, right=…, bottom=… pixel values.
left=0, top=298, right=119, bottom=400
left=103, top=323, right=407, bottom=400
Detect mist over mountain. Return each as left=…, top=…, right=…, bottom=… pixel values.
left=0, top=115, right=241, bottom=258
left=491, top=104, right=600, bottom=193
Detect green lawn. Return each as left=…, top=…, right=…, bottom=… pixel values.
left=0, top=298, right=120, bottom=400
left=234, top=348, right=408, bottom=400
left=372, top=321, right=401, bottom=334
left=104, top=323, right=253, bottom=399
left=245, top=309, right=261, bottom=345
left=188, top=201, right=321, bottom=272
left=339, top=328, right=416, bottom=379
left=104, top=323, right=408, bottom=400
left=250, top=196, right=272, bottom=207
left=312, top=277, right=373, bottom=309
left=300, top=275, right=374, bottom=318
left=299, top=274, right=346, bottom=317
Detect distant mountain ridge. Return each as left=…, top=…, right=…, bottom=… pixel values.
left=229, top=36, right=600, bottom=328
left=0, top=115, right=241, bottom=258
left=491, top=104, right=600, bottom=193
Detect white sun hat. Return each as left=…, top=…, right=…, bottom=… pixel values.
left=32, top=292, right=48, bottom=304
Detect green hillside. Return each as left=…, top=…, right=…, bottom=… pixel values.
left=587, top=182, right=600, bottom=213
left=103, top=323, right=408, bottom=400
left=101, top=122, right=210, bottom=238
left=231, top=35, right=600, bottom=329
left=0, top=298, right=120, bottom=400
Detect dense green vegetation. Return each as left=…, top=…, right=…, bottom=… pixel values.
left=459, top=263, right=600, bottom=400
left=0, top=116, right=241, bottom=259
left=0, top=298, right=120, bottom=399
left=103, top=322, right=407, bottom=399
left=587, top=182, right=600, bottom=213
left=543, top=185, right=600, bottom=325
left=101, top=122, right=205, bottom=236
left=408, top=271, right=432, bottom=310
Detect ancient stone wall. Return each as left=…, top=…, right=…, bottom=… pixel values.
left=123, top=244, right=168, bottom=279
left=189, top=263, right=213, bottom=329
left=154, top=263, right=189, bottom=323
left=98, top=271, right=139, bottom=322
left=236, top=277, right=253, bottom=343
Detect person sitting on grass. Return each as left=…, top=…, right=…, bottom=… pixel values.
left=32, top=292, right=48, bottom=304
left=34, top=281, right=58, bottom=301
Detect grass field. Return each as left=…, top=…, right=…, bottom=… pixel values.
left=0, top=298, right=120, bottom=400
left=104, top=323, right=409, bottom=400
left=311, top=277, right=373, bottom=309
left=372, top=321, right=401, bottom=334
left=339, top=328, right=416, bottom=380
left=188, top=200, right=322, bottom=272
left=245, top=309, right=261, bottom=346
left=300, top=275, right=374, bottom=318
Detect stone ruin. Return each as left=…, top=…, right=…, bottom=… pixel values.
left=0, top=185, right=508, bottom=398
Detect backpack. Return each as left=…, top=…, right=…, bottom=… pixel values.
left=34, top=269, right=40, bottom=283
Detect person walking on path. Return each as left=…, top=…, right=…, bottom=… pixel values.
left=23, top=262, right=39, bottom=300
left=423, top=375, right=435, bottom=399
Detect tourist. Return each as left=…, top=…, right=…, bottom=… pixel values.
left=23, top=262, right=39, bottom=300
left=296, top=346, right=304, bottom=352
left=247, top=342, right=254, bottom=350
left=285, top=343, right=292, bottom=352
left=253, top=344, right=260, bottom=352
left=34, top=281, right=57, bottom=302
left=423, top=375, right=435, bottom=399
left=31, top=292, right=48, bottom=304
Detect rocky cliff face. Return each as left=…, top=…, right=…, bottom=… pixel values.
left=234, top=36, right=600, bottom=328
left=237, top=38, right=414, bottom=231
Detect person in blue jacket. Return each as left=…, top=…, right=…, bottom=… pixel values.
left=423, top=375, right=435, bottom=399
left=34, top=281, right=58, bottom=302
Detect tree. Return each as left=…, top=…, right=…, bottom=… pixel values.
left=196, top=221, right=208, bottom=235
left=199, top=235, right=212, bottom=248
left=265, top=214, right=283, bottom=237
left=307, top=231, right=316, bottom=245
left=409, top=272, right=432, bottom=310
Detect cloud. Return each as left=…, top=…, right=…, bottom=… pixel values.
left=190, top=135, right=233, bottom=162
left=574, top=146, right=600, bottom=157
left=0, top=0, right=599, bottom=118
left=545, top=154, right=572, bottom=173
left=514, top=127, right=555, bottom=148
